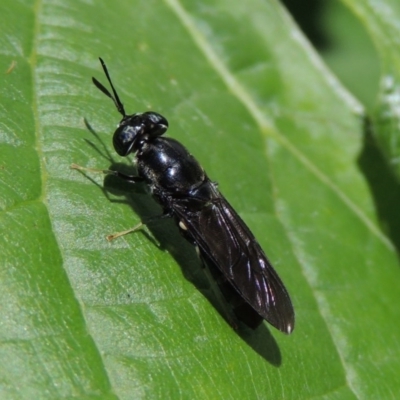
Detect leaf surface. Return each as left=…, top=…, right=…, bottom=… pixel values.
left=1, top=0, right=399, bottom=399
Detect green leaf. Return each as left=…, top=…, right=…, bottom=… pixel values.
left=319, top=1, right=380, bottom=110
left=341, top=0, right=400, bottom=177
left=1, top=0, right=400, bottom=399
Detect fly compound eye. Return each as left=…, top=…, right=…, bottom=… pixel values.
left=113, top=124, right=142, bottom=156
left=142, top=112, right=169, bottom=137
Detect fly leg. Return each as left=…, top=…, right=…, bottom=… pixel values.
left=71, top=164, right=173, bottom=241
left=71, top=163, right=146, bottom=241
left=70, top=163, right=144, bottom=184
left=106, top=211, right=173, bottom=242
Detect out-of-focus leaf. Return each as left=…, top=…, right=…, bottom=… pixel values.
left=342, top=1, right=400, bottom=176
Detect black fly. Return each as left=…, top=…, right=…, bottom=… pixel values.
left=79, top=58, right=295, bottom=333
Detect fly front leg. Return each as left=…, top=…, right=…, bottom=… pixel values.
left=103, top=168, right=145, bottom=184
left=70, top=163, right=144, bottom=184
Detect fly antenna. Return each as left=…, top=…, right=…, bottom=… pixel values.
left=92, top=57, right=126, bottom=117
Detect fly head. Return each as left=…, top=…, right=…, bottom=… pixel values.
left=92, top=58, right=169, bottom=156
left=113, top=112, right=168, bottom=156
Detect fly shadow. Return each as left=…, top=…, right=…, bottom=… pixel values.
left=358, top=116, right=400, bottom=255
left=76, top=118, right=283, bottom=366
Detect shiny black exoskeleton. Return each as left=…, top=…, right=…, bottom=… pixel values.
left=92, top=58, right=295, bottom=333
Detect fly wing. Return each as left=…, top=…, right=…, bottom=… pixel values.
left=174, top=196, right=294, bottom=334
